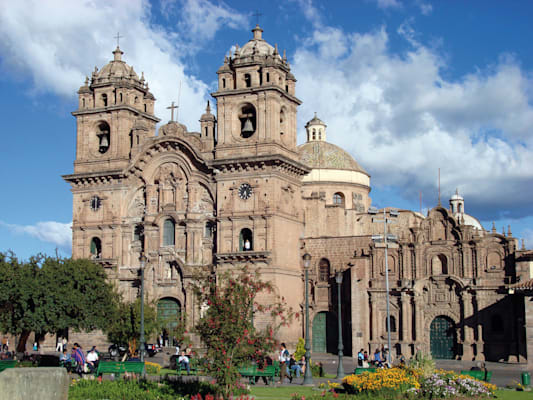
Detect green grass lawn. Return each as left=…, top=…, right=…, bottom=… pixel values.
left=248, top=387, right=532, bottom=400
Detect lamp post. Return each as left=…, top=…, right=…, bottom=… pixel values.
left=335, top=269, right=345, bottom=379
left=369, top=207, right=398, bottom=365
left=302, top=253, right=313, bottom=385
left=139, top=253, right=147, bottom=366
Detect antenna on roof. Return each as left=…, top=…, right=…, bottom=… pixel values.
left=438, top=168, right=441, bottom=206
left=176, top=81, right=182, bottom=123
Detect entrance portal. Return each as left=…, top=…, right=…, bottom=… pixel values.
left=312, top=311, right=338, bottom=353
left=430, top=316, right=456, bottom=359
left=157, top=297, right=181, bottom=329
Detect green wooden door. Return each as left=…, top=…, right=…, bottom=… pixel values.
left=430, top=316, right=455, bottom=359
left=157, top=298, right=181, bottom=329
left=312, top=312, right=327, bottom=352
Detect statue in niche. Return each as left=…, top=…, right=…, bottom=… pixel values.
left=154, top=163, right=183, bottom=209
left=165, top=262, right=172, bottom=280
left=129, top=188, right=146, bottom=217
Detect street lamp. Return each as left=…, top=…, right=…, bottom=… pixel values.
left=335, top=269, right=345, bottom=379
left=139, top=253, right=147, bottom=367
left=369, top=207, right=398, bottom=365
left=302, top=253, right=313, bottom=385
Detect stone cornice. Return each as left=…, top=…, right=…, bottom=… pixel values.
left=215, top=251, right=271, bottom=263
left=211, top=85, right=302, bottom=105
left=211, top=154, right=310, bottom=177
left=72, top=105, right=160, bottom=123
left=63, top=170, right=125, bottom=186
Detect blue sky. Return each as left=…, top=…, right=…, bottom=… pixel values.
left=1, top=0, right=533, bottom=260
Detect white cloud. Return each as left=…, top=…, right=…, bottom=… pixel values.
left=292, top=24, right=533, bottom=219
left=418, top=2, right=433, bottom=15
left=176, top=0, right=248, bottom=43
left=0, top=0, right=246, bottom=133
left=374, top=0, right=402, bottom=10
left=0, top=221, right=72, bottom=252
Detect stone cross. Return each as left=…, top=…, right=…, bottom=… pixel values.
left=114, top=32, right=123, bottom=47
left=167, top=101, right=178, bottom=122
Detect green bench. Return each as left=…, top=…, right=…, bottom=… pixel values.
left=96, top=361, right=145, bottom=377
left=460, top=370, right=492, bottom=382
left=238, top=363, right=279, bottom=385
left=354, top=367, right=377, bottom=374
left=0, top=360, right=17, bottom=373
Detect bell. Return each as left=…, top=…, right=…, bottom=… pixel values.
left=242, top=118, right=254, bottom=135
left=99, top=133, right=109, bottom=148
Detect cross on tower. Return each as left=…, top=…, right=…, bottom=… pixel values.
left=114, top=32, right=123, bottom=47
left=252, top=11, right=262, bottom=25
left=167, top=101, right=178, bottom=122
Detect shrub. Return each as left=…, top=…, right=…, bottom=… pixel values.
left=144, top=361, right=161, bottom=375
left=294, top=338, right=306, bottom=360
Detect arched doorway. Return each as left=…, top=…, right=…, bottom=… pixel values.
left=312, top=311, right=338, bottom=353
left=157, top=297, right=181, bottom=328
left=430, top=316, right=457, bottom=359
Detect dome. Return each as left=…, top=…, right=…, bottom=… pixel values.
left=94, top=47, right=140, bottom=82
left=298, top=141, right=368, bottom=175
left=237, top=25, right=280, bottom=59
left=461, top=214, right=483, bottom=230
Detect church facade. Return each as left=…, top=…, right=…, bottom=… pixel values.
left=63, top=26, right=531, bottom=363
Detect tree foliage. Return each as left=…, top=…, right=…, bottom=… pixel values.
left=192, top=266, right=295, bottom=399
left=0, top=253, right=119, bottom=350
left=105, top=297, right=159, bottom=352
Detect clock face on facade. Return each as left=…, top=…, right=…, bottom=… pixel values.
left=238, top=183, right=253, bottom=200
left=90, top=195, right=101, bottom=211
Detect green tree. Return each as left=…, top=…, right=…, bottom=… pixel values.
left=192, top=266, right=295, bottom=399
left=0, top=253, right=119, bottom=352
left=105, top=298, right=160, bottom=355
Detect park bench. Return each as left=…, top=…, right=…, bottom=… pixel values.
left=238, top=363, right=279, bottom=384
left=177, top=358, right=200, bottom=375
left=460, top=370, right=492, bottom=382
left=96, top=361, right=145, bottom=377
left=354, top=367, right=377, bottom=374
left=0, top=360, right=17, bottom=373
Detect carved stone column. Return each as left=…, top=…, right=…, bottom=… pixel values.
left=400, top=292, right=410, bottom=355
left=462, top=291, right=474, bottom=360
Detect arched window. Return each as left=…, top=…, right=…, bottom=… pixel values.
left=163, top=219, right=175, bottom=246
left=90, top=237, right=102, bottom=259
left=82, top=98, right=86, bottom=108
left=222, top=78, right=226, bottom=88
left=491, top=314, right=504, bottom=334
left=205, top=221, right=215, bottom=238
left=101, top=93, right=108, bottom=107
left=333, top=192, right=345, bottom=207
left=285, top=85, right=289, bottom=92
left=119, top=93, right=123, bottom=103
left=239, top=103, right=256, bottom=138
left=388, top=316, right=397, bottom=333
left=97, top=121, right=110, bottom=154
left=205, top=127, right=208, bottom=137
left=266, top=72, right=270, bottom=82
left=239, top=228, right=253, bottom=251
left=312, top=129, right=316, bottom=140
left=144, top=104, right=147, bottom=112
left=244, top=73, right=251, bottom=88
left=319, top=258, right=330, bottom=281
left=280, top=107, right=286, bottom=136
left=458, top=204, right=463, bottom=213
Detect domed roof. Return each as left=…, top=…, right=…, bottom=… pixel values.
left=298, top=141, right=369, bottom=175
left=237, top=25, right=280, bottom=59
left=93, top=47, right=140, bottom=82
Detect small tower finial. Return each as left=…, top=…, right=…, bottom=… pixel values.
left=491, top=221, right=496, bottom=233
left=252, top=24, right=263, bottom=40
left=206, top=100, right=211, bottom=113
left=508, top=225, right=512, bottom=237
left=113, top=46, right=124, bottom=62
left=522, top=238, right=526, bottom=250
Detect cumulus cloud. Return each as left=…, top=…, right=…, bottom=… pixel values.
left=0, top=221, right=72, bottom=252
left=292, top=22, right=533, bottom=220
left=0, top=0, right=245, bottom=132
left=174, top=0, right=248, bottom=44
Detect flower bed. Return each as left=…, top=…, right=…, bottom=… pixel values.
left=340, top=368, right=496, bottom=399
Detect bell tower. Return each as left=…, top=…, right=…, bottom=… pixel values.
left=212, top=26, right=309, bottom=342
left=72, top=46, right=159, bottom=174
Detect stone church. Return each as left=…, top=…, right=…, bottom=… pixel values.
left=63, top=25, right=532, bottom=363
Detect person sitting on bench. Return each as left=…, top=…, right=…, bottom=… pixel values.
left=178, top=351, right=190, bottom=374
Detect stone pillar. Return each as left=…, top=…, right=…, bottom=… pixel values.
left=400, top=292, right=409, bottom=354
left=413, top=294, right=423, bottom=345
left=473, top=292, right=485, bottom=361
left=462, top=291, right=474, bottom=360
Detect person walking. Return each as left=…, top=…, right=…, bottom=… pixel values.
left=56, top=337, right=63, bottom=352
left=278, top=343, right=290, bottom=383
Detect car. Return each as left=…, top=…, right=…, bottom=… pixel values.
left=144, top=343, right=157, bottom=357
